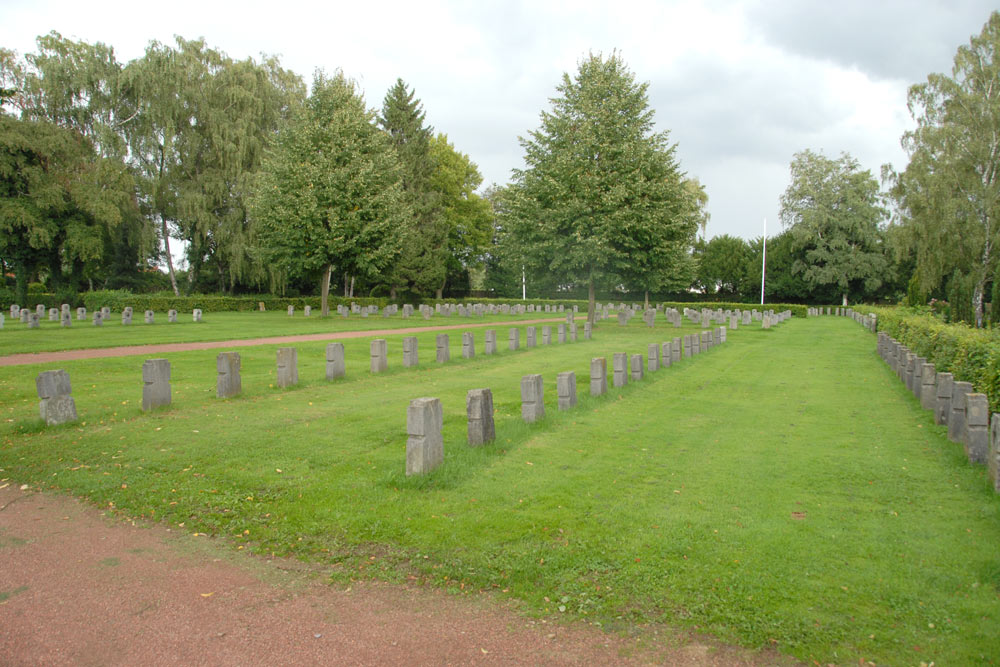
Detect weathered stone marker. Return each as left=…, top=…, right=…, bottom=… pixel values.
left=672, top=337, right=682, bottom=362
left=590, top=357, right=607, bottom=396
left=326, top=343, right=346, bottom=379
left=569, top=323, right=577, bottom=342
left=144, top=310, right=154, bottom=324
left=466, top=389, right=495, bottom=446
left=60, top=311, right=71, bottom=328
left=584, top=322, right=592, bottom=340
left=660, top=342, right=672, bottom=368
left=192, top=308, right=202, bottom=323
left=920, top=362, right=936, bottom=411
left=683, top=335, right=692, bottom=358
left=406, top=397, right=444, bottom=476
left=934, top=373, right=954, bottom=426
left=403, top=337, right=419, bottom=367
left=217, top=352, right=242, bottom=398
left=648, top=343, right=659, bottom=372
left=526, top=326, right=537, bottom=348
left=964, top=393, right=990, bottom=464
left=168, top=309, right=178, bottom=323
left=28, top=313, right=39, bottom=328
left=276, top=347, right=299, bottom=387
left=612, top=353, right=628, bottom=388
left=77, top=307, right=86, bottom=320
left=557, top=371, right=577, bottom=410
left=36, top=369, right=77, bottom=425
left=48, top=307, right=58, bottom=321
left=141, top=359, right=171, bottom=411
left=92, top=311, right=103, bottom=326
left=121, top=308, right=133, bottom=325
left=287, top=305, right=295, bottom=317
left=990, top=414, right=1000, bottom=493
left=436, top=334, right=450, bottom=363
left=484, top=330, right=497, bottom=355
left=304, top=305, right=311, bottom=317
left=521, top=374, right=545, bottom=422
left=462, top=332, right=475, bottom=359
left=630, top=354, right=644, bottom=381
left=542, top=326, right=552, bottom=345
left=948, top=381, right=974, bottom=443
left=509, top=328, right=520, bottom=351
left=370, top=339, right=388, bottom=373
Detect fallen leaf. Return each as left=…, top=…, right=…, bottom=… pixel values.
left=200, top=592, right=214, bottom=598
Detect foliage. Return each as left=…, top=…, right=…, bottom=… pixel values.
left=694, top=234, right=752, bottom=296
left=504, top=52, right=697, bottom=321
left=250, top=70, right=406, bottom=316
left=780, top=150, right=889, bottom=305
left=887, top=12, right=1000, bottom=327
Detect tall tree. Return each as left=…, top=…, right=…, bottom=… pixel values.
left=505, top=52, right=695, bottom=324
left=779, top=149, right=888, bottom=306
left=378, top=79, right=443, bottom=297
left=695, top=234, right=752, bottom=296
left=887, top=11, right=1000, bottom=327
left=250, top=70, right=405, bottom=316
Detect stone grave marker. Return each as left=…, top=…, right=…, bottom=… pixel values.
left=217, top=352, right=242, bottom=398
left=467, top=389, right=495, bottom=446
left=509, top=328, right=520, bottom=351
left=436, top=334, right=450, bottom=363
left=168, top=309, right=178, bottom=323
left=92, top=311, right=103, bottom=326
left=521, top=374, right=545, bottom=423
left=948, top=381, right=974, bottom=443
left=526, top=326, right=537, bottom=348
left=288, top=305, right=296, bottom=317
left=542, top=326, right=551, bottom=345
left=484, top=330, right=497, bottom=355
left=144, top=310, right=154, bottom=324
left=557, top=324, right=566, bottom=343
left=276, top=347, right=298, bottom=387
left=920, top=363, right=937, bottom=411
left=48, top=307, right=58, bottom=321
left=36, top=369, right=77, bottom=425
left=406, top=397, right=444, bottom=476
left=326, top=343, right=346, bottom=379
left=964, top=393, right=990, bottom=464
left=590, top=357, right=607, bottom=396
left=612, top=353, right=628, bottom=388
left=990, top=415, right=1000, bottom=493
left=60, top=311, right=70, bottom=328
left=77, top=307, right=86, bottom=320
left=403, top=337, right=419, bottom=367
left=557, top=371, right=577, bottom=410
left=462, top=332, right=475, bottom=359
left=141, top=359, right=171, bottom=411
left=584, top=322, right=592, bottom=340
left=370, top=339, right=388, bottom=373
left=630, top=354, right=644, bottom=381
left=121, top=308, right=132, bottom=325
left=934, top=372, right=953, bottom=425
left=304, top=306, right=311, bottom=317
left=192, top=309, right=202, bottom=323
left=648, top=344, right=659, bottom=372
left=28, top=313, right=40, bottom=329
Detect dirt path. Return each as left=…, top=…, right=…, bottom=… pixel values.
left=0, top=485, right=782, bottom=666
left=0, top=317, right=576, bottom=367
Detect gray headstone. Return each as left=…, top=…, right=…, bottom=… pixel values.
left=406, top=397, right=444, bottom=476
left=683, top=335, right=692, bottom=358
left=630, top=354, right=644, bottom=382
left=168, top=309, right=178, bottom=323
left=948, top=381, right=974, bottom=443
left=9, top=304, right=19, bottom=318
left=370, top=339, right=388, bottom=373
left=141, top=359, right=171, bottom=411
left=92, top=311, right=103, bottom=326
left=990, top=413, right=1000, bottom=493
left=964, top=393, right=990, bottom=464
left=436, top=334, right=450, bottom=363
left=403, top=336, right=419, bottom=367
left=36, top=369, right=77, bottom=425
left=288, top=305, right=295, bottom=317
left=920, top=363, right=937, bottom=411
left=101, top=306, right=110, bottom=318
left=192, top=308, right=202, bottom=323
left=144, top=310, right=154, bottom=324
left=304, top=305, right=311, bottom=317
left=568, top=323, right=577, bottom=342
left=61, top=303, right=70, bottom=315
left=542, top=326, right=551, bottom=345
left=48, top=307, right=58, bottom=321
left=509, top=328, right=520, bottom=351
left=60, top=311, right=70, bottom=327
left=326, top=343, right=346, bottom=380
left=526, top=326, right=537, bottom=348
left=276, top=347, right=298, bottom=387
left=557, top=371, right=577, bottom=410
left=557, top=324, right=566, bottom=343
left=216, top=352, right=242, bottom=398
left=121, top=309, right=132, bottom=325
left=77, top=307, right=86, bottom=320
left=584, top=322, right=592, bottom=340
left=484, top=330, right=497, bottom=355
left=672, top=337, right=681, bottom=361
left=648, top=343, right=659, bottom=372
left=462, top=332, right=475, bottom=359
left=28, top=313, right=40, bottom=328
left=521, top=374, right=545, bottom=423
left=912, top=357, right=925, bottom=398
left=612, top=353, right=628, bottom=388
left=590, top=357, right=607, bottom=396
left=467, top=388, right=495, bottom=446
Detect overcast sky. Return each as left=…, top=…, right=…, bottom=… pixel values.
left=2, top=0, right=996, bottom=242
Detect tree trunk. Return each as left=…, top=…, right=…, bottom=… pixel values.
left=321, top=263, right=332, bottom=317
left=161, top=215, right=179, bottom=296
left=644, top=290, right=649, bottom=309
left=14, top=259, right=28, bottom=306
left=842, top=293, right=848, bottom=307
left=587, top=275, right=596, bottom=327
left=436, top=276, right=445, bottom=301
left=349, top=275, right=355, bottom=298
left=973, top=281, right=985, bottom=329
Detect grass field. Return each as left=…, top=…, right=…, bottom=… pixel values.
left=1, top=315, right=998, bottom=664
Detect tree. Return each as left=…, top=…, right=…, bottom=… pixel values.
left=695, top=234, right=752, bottom=296
left=250, top=70, right=406, bottom=316
left=779, top=149, right=888, bottom=306
left=505, top=52, right=695, bottom=324
left=887, top=11, right=1000, bottom=327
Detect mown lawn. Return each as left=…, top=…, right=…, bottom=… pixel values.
left=1, top=315, right=997, bottom=664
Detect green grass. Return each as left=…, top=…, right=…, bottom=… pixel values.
left=0, top=309, right=576, bottom=356
left=1, top=316, right=998, bottom=664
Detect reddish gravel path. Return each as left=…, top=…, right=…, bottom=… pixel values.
left=0, top=485, right=783, bottom=666
left=0, top=317, right=575, bottom=367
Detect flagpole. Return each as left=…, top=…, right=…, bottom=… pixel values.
left=760, top=218, right=767, bottom=306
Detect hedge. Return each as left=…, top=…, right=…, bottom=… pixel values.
left=858, top=305, right=1000, bottom=413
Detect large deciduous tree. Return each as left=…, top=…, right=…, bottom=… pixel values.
left=505, top=52, right=696, bottom=324
left=887, top=11, right=1000, bottom=327
left=695, top=234, right=752, bottom=296
left=250, top=70, right=405, bottom=316
left=779, top=149, right=888, bottom=306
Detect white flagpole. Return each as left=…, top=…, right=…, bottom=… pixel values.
left=760, top=218, right=767, bottom=306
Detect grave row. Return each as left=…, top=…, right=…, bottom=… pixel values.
left=811, top=305, right=877, bottom=332
left=4, top=304, right=202, bottom=328
left=282, top=301, right=582, bottom=320
left=406, top=327, right=730, bottom=476
left=877, top=332, right=1000, bottom=493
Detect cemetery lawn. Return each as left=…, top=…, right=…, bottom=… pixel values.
left=1, top=317, right=998, bottom=664
left=0, top=310, right=573, bottom=357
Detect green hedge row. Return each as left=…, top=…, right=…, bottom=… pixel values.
left=860, top=306, right=1000, bottom=412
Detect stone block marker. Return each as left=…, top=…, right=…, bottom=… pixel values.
left=521, top=374, right=545, bottom=423
left=569, top=323, right=577, bottom=342
left=920, top=363, right=937, bottom=411
left=370, top=339, right=388, bottom=373
left=436, top=334, right=450, bottom=363
left=36, top=369, right=77, bottom=425
left=948, top=381, right=974, bottom=443
left=912, top=357, right=925, bottom=398
left=542, top=326, right=552, bottom=345
left=49, top=307, right=58, bottom=321
left=144, top=310, right=154, bottom=324
left=36, top=304, right=45, bottom=318
left=93, top=311, right=103, bottom=326
left=590, top=357, right=607, bottom=396
left=406, top=397, right=444, bottom=476
left=77, top=307, right=86, bottom=320
left=964, top=393, right=990, bottom=464
left=630, top=354, right=644, bottom=382
left=509, top=328, right=520, bottom=351
left=193, top=309, right=203, bottom=323
left=217, top=352, right=242, bottom=398
left=584, top=322, right=592, bottom=340
left=403, top=337, right=419, bottom=367
left=557, top=324, right=566, bottom=343
left=28, top=313, right=39, bottom=328
left=466, top=388, right=495, bottom=446
left=990, top=414, right=1000, bottom=493
left=276, top=347, right=298, bottom=388
left=672, top=337, right=682, bottom=362
left=288, top=305, right=295, bottom=317
left=326, top=343, right=346, bottom=379
left=10, top=304, right=19, bottom=318
left=555, top=372, right=577, bottom=411
left=121, top=308, right=132, bottom=325
left=168, top=309, right=178, bottom=323
left=141, top=359, right=171, bottom=411
left=483, top=330, right=497, bottom=355
left=304, top=306, right=311, bottom=317
left=20, top=309, right=28, bottom=323
left=660, top=342, right=672, bottom=368
left=648, top=343, right=659, bottom=372
left=60, top=311, right=70, bottom=327
left=612, top=353, right=629, bottom=388
left=526, top=326, right=537, bottom=348
left=683, top=335, right=692, bottom=358
left=462, top=332, right=475, bottom=359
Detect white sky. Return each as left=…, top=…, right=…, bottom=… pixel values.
left=2, top=0, right=996, bottom=243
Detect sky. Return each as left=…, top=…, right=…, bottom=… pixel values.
left=1, top=0, right=997, bottom=243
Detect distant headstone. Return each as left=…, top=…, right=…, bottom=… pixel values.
left=648, top=343, right=659, bottom=372
left=542, top=326, right=551, bottom=345
left=568, top=323, right=577, bottom=342
left=259, top=302, right=266, bottom=311
left=526, top=326, right=537, bottom=348
left=92, top=311, right=103, bottom=326
left=920, top=363, right=937, bottom=411
left=20, top=309, right=29, bottom=323
left=590, top=357, right=607, bottom=396
left=288, top=305, right=295, bottom=317
left=168, top=309, right=178, bottom=323
left=403, top=336, right=419, bottom=367
left=144, top=310, right=154, bottom=324
left=216, top=352, right=242, bottom=398
left=964, top=393, right=990, bottom=464
left=77, top=307, right=87, bottom=320
left=9, top=304, right=19, bottom=318
left=509, top=328, right=520, bottom=351
left=467, top=388, right=495, bottom=446
left=521, top=374, right=545, bottom=423
left=484, top=330, right=497, bottom=355
left=584, top=322, right=592, bottom=340
left=36, top=369, right=77, bottom=425
left=612, top=353, right=628, bottom=388
left=630, top=354, right=644, bottom=382
left=557, top=371, right=577, bottom=410
left=370, top=339, right=388, bottom=373
left=60, top=311, right=71, bottom=328
left=557, top=324, right=566, bottom=343
left=304, top=306, right=311, bottom=317
left=192, top=309, right=202, bottom=323
left=436, top=334, right=450, bottom=363
left=326, top=343, right=346, bottom=379
left=48, top=307, right=58, bottom=321
left=462, top=332, right=475, bottom=359
left=121, top=308, right=132, bottom=325
left=276, top=347, right=299, bottom=387
left=948, top=381, right=974, bottom=443
left=406, top=397, right=444, bottom=476
left=141, top=359, right=171, bottom=411
left=990, top=414, right=1000, bottom=493
left=935, top=372, right=954, bottom=426
left=28, top=313, right=40, bottom=329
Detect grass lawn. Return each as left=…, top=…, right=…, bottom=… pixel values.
left=0, top=316, right=997, bottom=664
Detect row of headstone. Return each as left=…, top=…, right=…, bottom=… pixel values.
left=9, top=305, right=199, bottom=328
left=878, top=332, right=1000, bottom=493
left=277, top=301, right=582, bottom=319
